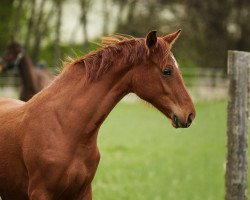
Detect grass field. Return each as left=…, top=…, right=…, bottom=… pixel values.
left=92, top=100, right=250, bottom=200
left=0, top=99, right=249, bottom=199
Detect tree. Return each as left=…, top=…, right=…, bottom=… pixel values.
left=53, top=0, right=64, bottom=67
left=102, top=0, right=109, bottom=35
left=31, top=0, right=54, bottom=63
left=175, top=0, right=231, bottom=71
left=79, top=0, right=92, bottom=52
left=0, top=0, right=14, bottom=52
left=10, top=0, right=24, bottom=40
left=24, top=0, right=37, bottom=50
left=231, top=0, right=250, bottom=51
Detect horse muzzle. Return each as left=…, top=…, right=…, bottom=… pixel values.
left=172, top=113, right=193, bottom=128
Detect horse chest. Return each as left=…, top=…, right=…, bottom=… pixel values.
left=66, top=149, right=100, bottom=186
left=65, top=160, right=92, bottom=186
left=30, top=148, right=100, bottom=197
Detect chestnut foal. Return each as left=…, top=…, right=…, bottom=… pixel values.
left=0, top=30, right=195, bottom=200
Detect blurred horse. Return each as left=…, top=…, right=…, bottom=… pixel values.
left=0, top=30, right=195, bottom=200
left=0, top=42, right=53, bottom=101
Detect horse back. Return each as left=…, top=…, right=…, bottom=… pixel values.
left=0, top=97, right=26, bottom=153
left=0, top=97, right=24, bottom=110
left=0, top=97, right=25, bottom=140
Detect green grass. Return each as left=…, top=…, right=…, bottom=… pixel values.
left=0, top=100, right=249, bottom=199
left=93, top=100, right=250, bottom=200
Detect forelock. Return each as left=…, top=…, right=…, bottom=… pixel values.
left=151, top=38, right=171, bottom=67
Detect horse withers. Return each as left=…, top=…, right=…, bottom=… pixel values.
left=0, top=30, right=195, bottom=200
left=0, top=42, right=53, bottom=101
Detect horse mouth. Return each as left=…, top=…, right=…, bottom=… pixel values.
left=158, top=107, right=175, bottom=126
left=152, top=104, right=192, bottom=129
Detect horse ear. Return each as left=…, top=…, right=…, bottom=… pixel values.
left=163, top=29, right=181, bottom=45
left=146, top=30, right=157, bottom=48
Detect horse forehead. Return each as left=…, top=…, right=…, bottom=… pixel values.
left=169, top=53, right=179, bottom=69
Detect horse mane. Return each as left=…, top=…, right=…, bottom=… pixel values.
left=63, top=34, right=169, bottom=82
left=99, top=33, right=134, bottom=47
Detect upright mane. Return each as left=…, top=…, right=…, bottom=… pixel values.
left=64, top=34, right=169, bottom=82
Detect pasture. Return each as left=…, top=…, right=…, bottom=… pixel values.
left=0, top=82, right=249, bottom=200
left=0, top=94, right=249, bottom=199
left=92, top=99, right=250, bottom=200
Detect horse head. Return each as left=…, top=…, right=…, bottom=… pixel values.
left=131, top=30, right=195, bottom=128
left=0, top=42, right=25, bottom=73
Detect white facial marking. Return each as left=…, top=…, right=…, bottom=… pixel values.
left=170, top=53, right=179, bottom=69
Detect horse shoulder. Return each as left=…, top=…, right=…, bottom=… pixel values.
left=25, top=146, right=99, bottom=198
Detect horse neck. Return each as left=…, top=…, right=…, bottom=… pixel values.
left=29, top=61, right=133, bottom=145
left=18, top=54, right=37, bottom=92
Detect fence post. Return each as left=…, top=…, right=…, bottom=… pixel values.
left=226, top=51, right=250, bottom=200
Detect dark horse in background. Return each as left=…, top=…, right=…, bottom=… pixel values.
left=0, top=42, right=53, bottom=101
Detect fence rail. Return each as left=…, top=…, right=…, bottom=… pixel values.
left=0, top=67, right=229, bottom=101
left=0, top=67, right=227, bottom=88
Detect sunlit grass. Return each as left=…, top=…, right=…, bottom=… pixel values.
left=93, top=100, right=249, bottom=200
left=0, top=100, right=249, bottom=200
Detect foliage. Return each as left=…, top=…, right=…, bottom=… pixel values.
left=0, top=0, right=14, bottom=51
left=113, top=0, right=250, bottom=71
left=39, top=42, right=99, bottom=70
left=0, top=0, right=249, bottom=73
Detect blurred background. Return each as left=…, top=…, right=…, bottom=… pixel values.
left=0, top=0, right=249, bottom=199
left=0, top=0, right=250, bottom=98
left=1, top=0, right=250, bottom=99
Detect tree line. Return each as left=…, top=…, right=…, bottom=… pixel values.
left=0, top=0, right=249, bottom=72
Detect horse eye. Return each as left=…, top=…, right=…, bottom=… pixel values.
left=162, top=68, right=172, bottom=76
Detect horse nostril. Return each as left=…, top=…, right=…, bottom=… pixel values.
left=173, top=114, right=193, bottom=128
left=187, top=113, right=193, bottom=126
left=173, top=115, right=180, bottom=128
